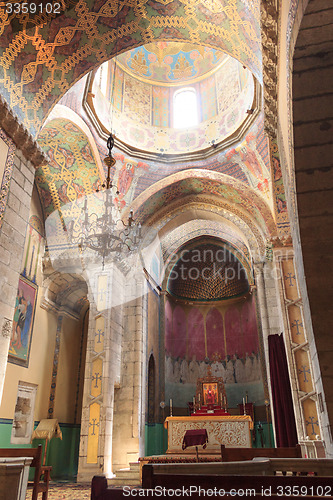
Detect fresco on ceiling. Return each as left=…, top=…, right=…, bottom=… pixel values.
left=134, top=174, right=275, bottom=237
left=0, top=0, right=261, bottom=135
left=36, top=120, right=101, bottom=218
left=271, top=139, right=291, bottom=238
left=116, top=42, right=224, bottom=84
left=94, top=56, right=254, bottom=155
left=112, top=153, right=149, bottom=210
left=165, top=294, right=265, bottom=408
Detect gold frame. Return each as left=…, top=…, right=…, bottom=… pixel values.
left=196, top=366, right=227, bottom=409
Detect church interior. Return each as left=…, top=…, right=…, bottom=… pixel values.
left=0, top=0, right=332, bottom=492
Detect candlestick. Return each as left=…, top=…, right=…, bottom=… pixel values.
left=170, top=398, right=173, bottom=416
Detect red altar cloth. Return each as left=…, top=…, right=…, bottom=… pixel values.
left=182, top=429, right=208, bottom=450
left=191, top=405, right=230, bottom=416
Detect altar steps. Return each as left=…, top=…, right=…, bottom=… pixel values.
left=108, top=462, right=140, bottom=486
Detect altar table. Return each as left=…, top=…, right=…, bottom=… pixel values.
left=182, top=429, right=208, bottom=450
left=164, top=415, right=253, bottom=453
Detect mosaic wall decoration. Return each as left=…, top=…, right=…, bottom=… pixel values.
left=8, top=276, right=38, bottom=367
left=165, top=293, right=265, bottom=408
left=0, top=130, right=15, bottom=232
left=0, top=0, right=261, bottom=135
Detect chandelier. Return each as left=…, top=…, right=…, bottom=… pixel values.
left=67, top=134, right=142, bottom=267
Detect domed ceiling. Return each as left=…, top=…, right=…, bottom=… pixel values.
left=115, top=42, right=228, bottom=85
left=87, top=42, right=257, bottom=157
left=167, top=240, right=249, bottom=301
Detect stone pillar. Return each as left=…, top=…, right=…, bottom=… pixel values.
left=78, top=263, right=124, bottom=480
left=0, top=144, right=35, bottom=403
left=112, top=273, right=147, bottom=469
left=253, top=259, right=284, bottom=444
left=274, top=247, right=326, bottom=455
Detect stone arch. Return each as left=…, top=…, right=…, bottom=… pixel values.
left=147, top=353, right=156, bottom=424
left=0, top=0, right=262, bottom=134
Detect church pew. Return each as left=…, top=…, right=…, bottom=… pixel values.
left=0, top=444, right=51, bottom=500
left=91, top=459, right=333, bottom=499
left=220, top=444, right=302, bottom=461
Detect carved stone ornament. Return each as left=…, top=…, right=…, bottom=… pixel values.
left=2, top=318, right=12, bottom=338
left=0, top=95, right=46, bottom=167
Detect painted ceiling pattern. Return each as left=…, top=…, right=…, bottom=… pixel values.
left=167, top=242, right=249, bottom=301
left=0, top=0, right=261, bottom=135
left=92, top=52, right=254, bottom=155
left=115, top=42, right=226, bottom=84
left=36, top=119, right=101, bottom=218
left=133, top=173, right=275, bottom=236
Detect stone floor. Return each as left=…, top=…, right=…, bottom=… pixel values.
left=25, top=483, right=91, bottom=499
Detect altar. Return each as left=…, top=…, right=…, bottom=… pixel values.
left=165, top=367, right=253, bottom=453
left=164, top=415, right=253, bottom=453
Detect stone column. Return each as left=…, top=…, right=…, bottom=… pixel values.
left=274, top=247, right=326, bottom=456
left=78, top=263, right=124, bottom=480
left=112, top=273, right=147, bottom=469
left=253, top=259, right=284, bottom=444
left=0, top=144, right=36, bottom=403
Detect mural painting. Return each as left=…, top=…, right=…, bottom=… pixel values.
left=165, top=294, right=265, bottom=408
left=8, top=276, right=38, bottom=367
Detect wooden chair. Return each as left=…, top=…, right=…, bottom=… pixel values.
left=220, top=444, right=302, bottom=462
left=0, top=444, right=51, bottom=500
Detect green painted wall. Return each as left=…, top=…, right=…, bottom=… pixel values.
left=145, top=424, right=167, bottom=456
left=0, top=419, right=80, bottom=481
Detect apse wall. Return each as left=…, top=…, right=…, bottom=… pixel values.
left=165, top=293, right=265, bottom=408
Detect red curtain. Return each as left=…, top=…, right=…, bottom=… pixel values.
left=268, top=333, right=298, bottom=447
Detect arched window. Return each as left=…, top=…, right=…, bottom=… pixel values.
left=173, top=88, right=198, bottom=128
left=95, top=61, right=109, bottom=97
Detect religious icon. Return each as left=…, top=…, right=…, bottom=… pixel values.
left=8, top=276, right=38, bottom=367
left=203, top=383, right=218, bottom=405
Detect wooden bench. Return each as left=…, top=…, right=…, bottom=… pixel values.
left=141, top=459, right=333, bottom=498
left=91, top=458, right=333, bottom=499
left=220, top=444, right=302, bottom=461
left=0, top=445, right=51, bottom=500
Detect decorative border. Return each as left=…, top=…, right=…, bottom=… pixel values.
left=0, top=129, right=15, bottom=232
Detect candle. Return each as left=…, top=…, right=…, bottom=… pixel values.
left=198, top=393, right=200, bottom=402
left=193, top=396, right=196, bottom=407
left=170, top=399, right=173, bottom=416
left=243, top=397, right=246, bottom=414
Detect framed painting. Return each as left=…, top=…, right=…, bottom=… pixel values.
left=203, top=382, right=218, bottom=405
left=8, top=276, right=38, bottom=367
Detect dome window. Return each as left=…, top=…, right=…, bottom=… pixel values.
left=173, top=88, right=199, bottom=128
